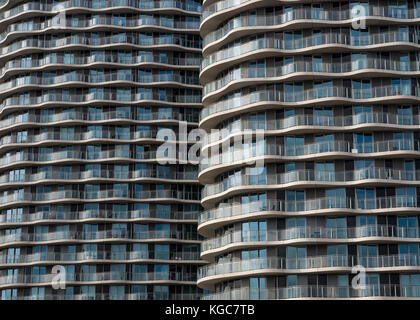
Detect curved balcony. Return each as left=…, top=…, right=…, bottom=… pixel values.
left=1, top=16, right=200, bottom=46
left=0, top=169, right=198, bottom=188
left=0, top=208, right=199, bottom=226
left=0, top=189, right=200, bottom=210
left=202, top=168, right=420, bottom=204
left=0, top=72, right=201, bottom=99
left=0, top=53, right=201, bottom=81
left=198, top=254, right=420, bottom=289
left=202, top=284, right=420, bottom=300
left=203, top=112, right=419, bottom=148
left=8, top=291, right=201, bottom=300
left=0, top=271, right=197, bottom=287
left=0, top=0, right=202, bottom=26
left=0, top=111, right=198, bottom=135
left=200, top=85, right=420, bottom=130
left=203, top=59, right=420, bottom=99
left=0, top=229, right=200, bottom=247
left=0, top=150, right=194, bottom=170
left=198, top=196, right=420, bottom=236
left=201, top=0, right=420, bottom=33
left=199, top=139, right=420, bottom=180
left=201, top=31, right=419, bottom=75
left=201, top=226, right=420, bottom=260
left=2, top=91, right=201, bottom=116
left=0, top=33, right=201, bottom=63
left=0, top=250, right=202, bottom=266
left=202, top=7, right=420, bottom=50
left=0, top=129, right=196, bottom=153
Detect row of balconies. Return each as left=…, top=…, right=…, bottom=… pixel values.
left=201, top=31, right=418, bottom=70
left=202, top=284, right=420, bottom=300
left=0, top=168, right=198, bottom=185
left=201, top=0, right=420, bottom=21
left=198, top=254, right=420, bottom=280
left=1, top=16, right=201, bottom=44
left=0, top=129, right=197, bottom=146
left=1, top=52, right=201, bottom=79
left=2, top=33, right=202, bottom=56
left=201, top=85, right=420, bottom=122
left=201, top=227, right=420, bottom=254
left=0, top=250, right=202, bottom=265
left=0, top=271, right=198, bottom=285
left=0, top=189, right=201, bottom=206
left=202, top=168, right=420, bottom=199
left=204, top=60, right=420, bottom=96
left=0, top=150, right=193, bottom=167
left=0, top=208, right=199, bottom=224
left=0, top=0, right=202, bottom=22
left=0, top=229, right=201, bottom=245
left=198, top=197, right=420, bottom=225
left=200, top=139, right=420, bottom=171
left=0, top=72, right=200, bottom=94
left=3, top=90, right=202, bottom=111
left=203, top=5, right=420, bottom=46
left=1, top=291, right=201, bottom=300
left=0, top=110, right=199, bottom=130
left=204, top=112, right=419, bottom=146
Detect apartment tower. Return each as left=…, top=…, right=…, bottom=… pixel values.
left=0, top=0, right=204, bottom=300
left=198, top=0, right=420, bottom=299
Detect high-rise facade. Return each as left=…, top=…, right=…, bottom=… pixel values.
left=198, top=1, right=420, bottom=299
left=0, top=0, right=204, bottom=300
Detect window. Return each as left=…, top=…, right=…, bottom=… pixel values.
left=354, top=159, right=374, bottom=179
left=398, top=216, right=418, bottom=238
left=156, top=204, right=170, bottom=219
left=242, top=221, right=267, bottom=242
left=352, top=80, right=371, bottom=99
left=287, top=246, right=306, bottom=269
left=397, top=106, right=412, bottom=125
left=313, top=81, right=332, bottom=98
left=351, top=28, right=369, bottom=46
left=315, top=162, right=335, bottom=181
left=356, top=188, right=375, bottom=209
left=285, top=217, right=305, bottom=239
left=352, top=53, right=368, bottom=70
left=356, top=215, right=377, bottom=237
left=285, top=82, right=303, bottom=102
left=353, top=105, right=372, bottom=124
left=241, top=248, right=267, bottom=270
left=396, top=186, right=416, bottom=207
left=155, top=244, right=169, bottom=260
left=354, top=133, right=373, bottom=153
left=327, top=244, right=347, bottom=266
left=327, top=217, right=347, bottom=238
left=326, top=188, right=346, bottom=208
left=315, top=134, right=334, bottom=153
left=249, top=278, right=266, bottom=300
left=392, top=78, right=410, bottom=95
left=358, top=245, right=378, bottom=267
left=286, top=190, right=305, bottom=211
left=286, top=136, right=304, bottom=156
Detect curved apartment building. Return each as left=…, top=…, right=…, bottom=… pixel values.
left=0, top=0, right=204, bottom=300
left=198, top=0, right=420, bottom=299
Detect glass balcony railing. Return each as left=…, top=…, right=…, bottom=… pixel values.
left=198, top=196, right=419, bottom=225
left=198, top=254, right=420, bottom=280
left=201, top=31, right=417, bottom=70
left=202, top=168, right=420, bottom=199
left=200, top=85, right=420, bottom=122
left=202, top=284, right=420, bottom=300
left=201, top=226, right=420, bottom=253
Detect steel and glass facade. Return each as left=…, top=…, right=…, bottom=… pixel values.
left=0, top=0, right=204, bottom=300
left=198, top=0, right=420, bottom=299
